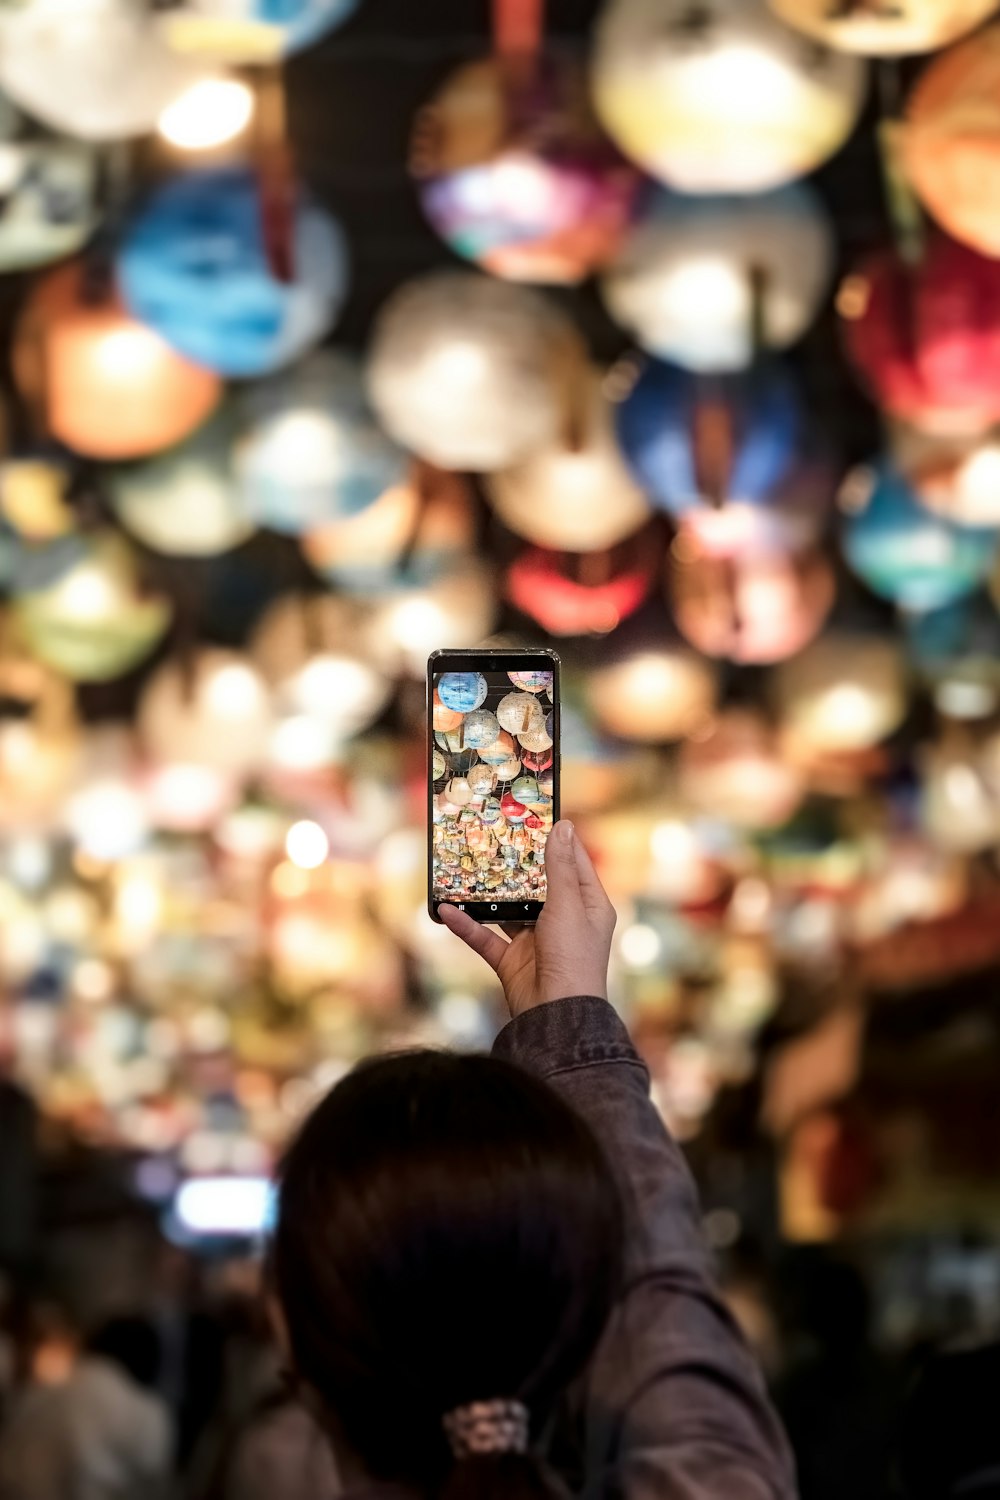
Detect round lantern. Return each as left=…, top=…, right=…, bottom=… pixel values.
left=497, top=691, right=544, bottom=736
left=12, top=533, right=171, bottom=682
left=615, top=358, right=802, bottom=521
left=774, top=635, right=906, bottom=753
left=0, top=459, right=75, bottom=544
left=0, top=0, right=201, bottom=140
left=437, top=672, right=488, bottom=713
left=890, top=425, right=1000, bottom=528
left=921, top=738, right=1000, bottom=853
left=670, top=542, right=835, bottom=663
left=109, top=407, right=254, bottom=557
left=592, top=0, right=867, bottom=195
left=842, top=460, right=998, bottom=611
left=157, top=0, right=359, bottom=63
left=586, top=640, right=717, bottom=742
left=366, top=271, right=585, bottom=472
left=768, top=0, right=999, bottom=56
left=840, top=235, right=1000, bottom=436
left=15, top=261, right=222, bottom=460
left=235, top=351, right=406, bottom=534
left=906, top=595, right=1000, bottom=718
left=484, top=368, right=652, bottom=552
left=432, top=691, right=463, bottom=733
left=411, top=54, right=639, bottom=285
left=602, top=184, right=834, bottom=372
left=506, top=542, right=657, bottom=635
left=118, top=168, right=348, bottom=378
left=478, top=730, right=517, bottom=768
left=251, top=594, right=391, bottom=740
left=0, top=138, right=99, bottom=272
left=462, top=709, right=502, bottom=749
left=467, top=762, right=497, bottom=796
left=364, top=561, right=498, bottom=676
left=138, top=649, right=272, bottom=778
left=679, top=710, right=804, bottom=829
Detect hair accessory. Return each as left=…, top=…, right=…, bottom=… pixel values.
left=442, top=1398, right=530, bottom=1459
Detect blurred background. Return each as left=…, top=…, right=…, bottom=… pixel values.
left=4, top=0, right=1000, bottom=1496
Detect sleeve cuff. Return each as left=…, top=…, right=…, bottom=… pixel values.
left=491, top=995, right=644, bottom=1080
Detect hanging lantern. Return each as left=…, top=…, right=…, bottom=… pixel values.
left=364, top=561, right=499, bottom=676
left=905, top=594, right=1000, bottom=720
left=890, top=425, right=1000, bottom=528
left=138, top=648, right=273, bottom=778
left=497, top=691, right=544, bottom=735
left=774, top=635, right=906, bottom=753
left=921, top=735, right=1000, bottom=853
left=467, top=762, right=498, bottom=796
left=432, top=691, right=463, bottom=733
left=592, top=0, right=867, bottom=195
left=12, top=533, right=171, bottom=682
left=484, top=368, right=652, bottom=552
left=840, top=235, right=1000, bottom=436
left=768, top=0, right=998, bottom=56
left=411, top=54, right=639, bottom=285
left=679, top=710, right=804, bottom=829
left=0, top=0, right=202, bottom=141
left=586, top=640, right=716, bottom=742
left=235, top=351, right=406, bottom=534
left=0, top=460, right=75, bottom=544
left=478, top=730, right=518, bottom=768
left=437, top=673, right=488, bottom=713
left=109, top=407, right=254, bottom=557
left=366, top=271, right=586, bottom=472
left=118, top=168, right=349, bottom=378
left=506, top=542, right=656, bottom=635
left=15, top=261, right=222, bottom=460
left=602, top=184, right=833, bottom=372
left=157, top=0, right=359, bottom=63
left=462, top=709, right=502, bottom=750
left=0, top=135, right=99, bottom=272
left=842, top=460, right=998, bottom=611
left=670, top=541, right=835, bottom=663
left=251, top=594, right=391, bottom=740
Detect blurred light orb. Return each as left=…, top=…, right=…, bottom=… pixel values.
left=0, top=137, right=99, bottom=272
left=432, top=691, right=463, bottom=733
left=485, top=369, right=651, bottom=552
left=365, top=562, right=498, bottom=676
left=66, top=778, right=148, bottom=862
left=670, top=542, right=835, bottom=663
left=768, top=0, right=999, bottom=56
left=15, top=261, right=221, bottom=460
left=506, top=544, right=656, bottom=635
left=109, top=407, right=254, bottom=557
left=775, top=635, right=906, bottom=752
left=592, top=0, right=867, bottom=195
left=602, top=184, right=833, bottom=372
left=285, top=819, right=330, bottom=871
left=0, top=0, right=202, bottom=140
left=118, top=168, right=348, bottom=378
left=412, top=55, right=639, bottom=285
left=922, top=740, right=1000, bottom=853
left=251, top=595, right=392, bottom=738
left=139, top=649, right=274, bottom=778
left=586, top=644, right=716, bottom=742
left=143, top=762, right=237, bottom=832
left=236, top=351, right=407, bottom=534
left=158, top=76, right=254, bottom=150
left=0, top=459, right=75, bottom=543
left=367, top=271, right=585, bottom=472
left=679, top=710, right=804, bottom=829
left=890, top=425, right=1000, bottom=528
left=13, top=533, right=171, bottom=681
left=158, top=0, right=360, bottom=63
left=843, top=461, right=998, bottom=611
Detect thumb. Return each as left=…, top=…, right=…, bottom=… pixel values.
left=544, top=821, right=583, bottom=909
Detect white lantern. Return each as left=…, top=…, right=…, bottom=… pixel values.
left=922, top=737, right=1000, bottom=853
left=602, top=184, right=834, bottom=372
left=774, top=635, right=906, bottom=753
left=138, top=648, right=274, bottom=779
left=251, top=594, right=391, bottom=741
left=366, top=272, right=585, bottom=472
left=586, top=644, right=717, bottom=741
left=364, top=562, right=499, bottom=678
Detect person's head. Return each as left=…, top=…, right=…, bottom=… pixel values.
left=273, top=1049, right=623, bottom=1500
left=88, top=1316, right=162, bottom=1390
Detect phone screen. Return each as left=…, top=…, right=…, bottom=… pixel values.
left=428, top=650, right=560, bottom=924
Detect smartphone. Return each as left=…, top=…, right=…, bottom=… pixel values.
left=428, top=647, right=560, bottom=925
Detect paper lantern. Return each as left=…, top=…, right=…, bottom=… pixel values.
left=364, top=561, right=499, bottom=677
left=446, top=776, right=474, bottom=807
left=497, top=691, right=544, bottom=735
left=592, top=0, right=867, bottom=195
left=679, top=710, right=804, bottom=829
left=251, top=595, right=391, bottom=740
left=157, top=0, right=359, bottom=62
left=0, top=460, right=75, bottom=544
left=905, top=594, right=1000, bottom=719
left=921, top=738, right=1000, bottom=853
left=484, top=368, right=651, bottom=552
left=12, top=533, right=171, bottom=682
left=412, top=54, right=639, bottom=285
left=0, top=0, right=201, bottom=140
left=586, top=643, right=716, bottom=741
left=506, top=544, right=656, bottom=635
left=670, top=542, right=835, bottom=663
left=768, top=0, right=999, bottom=56
left=840, top=236, right=1000, bottom=436
left=15, top=261, right=222, bottom=460
left=774, top=635, right=906, bottom=752
left=478, top=730, right=517, bottom=767
left=436, top=672, right=488, bottom=714
left=366, top=272, right=585, bottom=472
left=889, top=425, right=1000, bottom=528
left=109, top=407, right=254, bottom=557
left=602, top=184, right=833, bottom=372
left=118, top=168, right=348, bottom=378
left=138, top=649, right=273, bottom=778
left=842, top=461, right=998, bottom=611
left=467, top=763, right=497, bottom=796
left=461, top=709, right=501, bottom=750
left=0, top=137, right=99, bottom=272
left=508, top=670, right=553, bottom=694
left=432, top=691, right=463, bottom=733
left=235, top=351, right=406, bottom=534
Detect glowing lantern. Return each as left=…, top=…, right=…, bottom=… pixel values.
left=13, top=533, right=170, bottom=682
left=366, top=271, right=586, bottom=472
left=0, top=460, right=75, bottom=544
left=774, top=635, right=906, bottom=753
left=670, top=542, right=835, bottom=663
left=412, top=54, right=639, bottom=285
left=592, top=0, right=867, bottom=195
left=843, top=461, right=997, bottom=610
left=921, top=737, right=1000, bottom=853
left=586, top=641, right=716, bottom=741
left=679, top=710, right=804, bottom=828
left=768, top=0, right=999, bottom=56
left=500, top=791, right=529, bottom=824
left=109, top=407, right=254, bottom=557
left=365, top=562, right=498, bottom=677
left=462, top=710, right=501, bottom=750
left=15, top=261, right=221, bottom=460
left=143, top=762, right=237, bottom=833
left=138, top=649, right=273, bottom=778
left=157, top=0, right=360, bottom=63
left=603, top=184, right=833, bottom=372
left=0, top=0, right=202, bottom=141
left=235, top=351, right=406, bottom=534
left=0, top=134, right=99, bottom=272
left=506, top=543, right=656, bottom=636
left=484, top=369, right=651, bottom=552
left=840, top=236, right=1000, bottom=436
left=890, top=425, right=1000, bottom=528
left=497, top=692, right=544, bottom=735
left=158, top=76, right=254, bottom=151
left=118, top=168, right=348, bottom=378
left=251, top=595, right=391, bottom=741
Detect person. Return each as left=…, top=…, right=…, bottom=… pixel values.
left=273, top=819, right=795, bottom=1500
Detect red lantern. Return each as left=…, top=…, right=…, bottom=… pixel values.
left=500, top=790, right=528, bottom=823
left=505, top=542, right=656, bottom=636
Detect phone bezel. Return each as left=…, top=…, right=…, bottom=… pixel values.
left=427, top=647, right=561, bottom=926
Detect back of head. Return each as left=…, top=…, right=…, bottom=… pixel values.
left=273, top=1050, right=623, bottom=1500
left=87, top=1316, right=162, bottom=1390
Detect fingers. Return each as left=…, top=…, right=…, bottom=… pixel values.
left=543, top=819, right=580, bottom=903
left=572, top=832, right=617, bottom=929
left=438, top=904, right=509, bottom=973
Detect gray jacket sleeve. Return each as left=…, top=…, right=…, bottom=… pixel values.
left=493, top=996, right=796, bottom=1500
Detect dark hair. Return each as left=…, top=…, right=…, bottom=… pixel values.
left=273, top=1050, right=623, bottom=1500
left=88, top=1315, right=162, bottom=1389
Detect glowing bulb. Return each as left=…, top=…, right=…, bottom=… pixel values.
left=204, top=661, right=267, bottom=719
left=620, top=922, right=662, bottom=969
left=158, top=77, right=254, bottom=151
left=95, top=327, right=163, bottom=380
left=285, top=819, right=329, bottom=870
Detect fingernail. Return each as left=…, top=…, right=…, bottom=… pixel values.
left=556, top=820, right=574, bottom=842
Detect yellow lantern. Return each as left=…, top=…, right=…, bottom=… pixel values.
left=769, top=0, right=999, bottom=56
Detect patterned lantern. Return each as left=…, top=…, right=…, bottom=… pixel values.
left=768, top=0, right=999, bottom=56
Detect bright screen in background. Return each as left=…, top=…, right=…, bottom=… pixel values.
left=174, top=1177, right=275, bottom=1238
left=432, top=667, right=555, bottom=904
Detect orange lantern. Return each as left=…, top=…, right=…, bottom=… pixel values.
left=669, top=542, right=835, bottom=665
left=15, top=261, right=221, bottom=460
